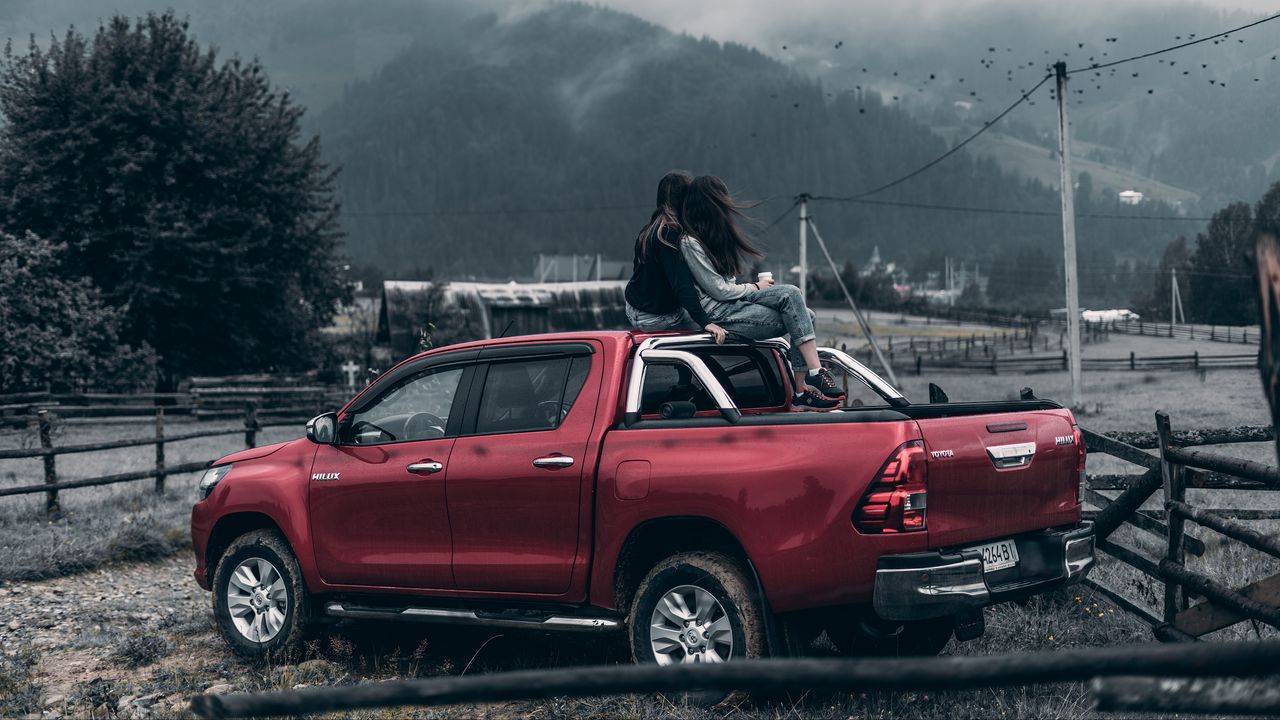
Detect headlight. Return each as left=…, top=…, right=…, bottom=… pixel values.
left=198, top=465, right=232, bottom=500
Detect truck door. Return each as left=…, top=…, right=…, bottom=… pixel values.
left=446, top=343, right=601, bottom=595
left=309, top=360, right=473, bottom=589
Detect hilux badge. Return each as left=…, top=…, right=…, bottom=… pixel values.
left=312, top=472, right=340, bottom=481
left=1055, top=435, right=1075, bottom=446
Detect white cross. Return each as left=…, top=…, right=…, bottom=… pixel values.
left=340, top=361, right=360, bottom=390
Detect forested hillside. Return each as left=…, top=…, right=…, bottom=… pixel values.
left=318, top=3, right=1190, bottom=310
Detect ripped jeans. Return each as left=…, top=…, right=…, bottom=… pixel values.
left=707, top=284, right=817, bottom=372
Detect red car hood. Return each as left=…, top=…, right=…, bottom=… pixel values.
left=214, top=439, right=297, bottom=465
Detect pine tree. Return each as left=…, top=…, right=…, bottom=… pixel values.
left=0, top=12, right=347, bottom=383
left=1188, top=203, right=1255, bottom=324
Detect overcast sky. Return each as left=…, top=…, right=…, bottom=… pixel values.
left=587, top=0, right=1278, bottom=50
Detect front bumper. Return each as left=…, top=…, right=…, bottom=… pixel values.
left=872, top=522, right=1094, bottom=622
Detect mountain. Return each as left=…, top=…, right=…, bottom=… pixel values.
left=317, top=2, right=1189, bottom=311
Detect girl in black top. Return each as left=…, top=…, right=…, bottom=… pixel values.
left=623, top=171, right=728, bottom=343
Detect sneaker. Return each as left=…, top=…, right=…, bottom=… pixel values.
left=805, top=367, right=847, bottom=401
left=791, top=389, right=841, bottom=412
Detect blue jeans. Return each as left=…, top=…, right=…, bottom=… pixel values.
left=625, top=303, right=699, bottom=332
left=708, top=284, right=816, bottom=371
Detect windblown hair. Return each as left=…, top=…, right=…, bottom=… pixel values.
left=682, top=175, right=763, bottom=277
left=636, top=170, right=693, bottom=260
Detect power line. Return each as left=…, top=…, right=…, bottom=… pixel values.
left=344, top=203, right=649, bottom=218
left=759, top=198, right=801, bottom=232
left=1067, top=11, right=1280, bottom=74
left=808, top=195, right=1225, bottom=223
left=818, top=73, right=1053, bottom=201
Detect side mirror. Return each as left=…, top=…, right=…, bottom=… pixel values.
left=306, top=412, right=338, bottom=444
left=928, top=383, right=950, bottom=404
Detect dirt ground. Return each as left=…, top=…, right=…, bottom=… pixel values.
left=1, top=554, right=1154, bottom=720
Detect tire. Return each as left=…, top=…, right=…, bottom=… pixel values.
left=212, top=530, right=311, bottom=660
left=827, top=614, right=953, bottom=657
left=628, top=551, right=765, bottom=706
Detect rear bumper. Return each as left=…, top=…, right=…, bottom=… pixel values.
left=872, top=522, right=1094, bottom=622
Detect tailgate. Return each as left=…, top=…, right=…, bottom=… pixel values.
left=917, top=409, right=1081, bottom=548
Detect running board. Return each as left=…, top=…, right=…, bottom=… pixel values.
left=323, top=602, right=623, bottom=632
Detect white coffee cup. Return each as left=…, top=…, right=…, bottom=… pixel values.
left=757, top=271, right=773, bottom=282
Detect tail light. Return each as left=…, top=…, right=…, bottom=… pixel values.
left=854, top=440, right=928, bottom=533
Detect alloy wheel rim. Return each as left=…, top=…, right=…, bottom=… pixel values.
left=649, top=584, right=733, bottom=665
left=226, top=557, right=288, bottom=643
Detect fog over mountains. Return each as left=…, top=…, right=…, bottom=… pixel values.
left=1, top=0, right=1276, bottom=309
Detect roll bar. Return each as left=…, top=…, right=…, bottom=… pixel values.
left=623, top=334, right=909, bottom=426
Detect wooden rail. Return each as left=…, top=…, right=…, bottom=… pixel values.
left=0, top=405, right=310, bottom=508
left=188, top=641, right=1280, bottom=718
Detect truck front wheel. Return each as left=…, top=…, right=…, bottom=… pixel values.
left=211, top=530, right=310, bottom=659
left=628, top=551, right=764, bottom=668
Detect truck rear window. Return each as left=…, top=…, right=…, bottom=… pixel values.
left=639, top=347, right=784, bottom=414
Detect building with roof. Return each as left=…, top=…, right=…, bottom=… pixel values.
left=377, top=280, right=627, bottom=358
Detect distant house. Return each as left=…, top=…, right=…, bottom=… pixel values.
left=1118, top=190, right=1144, bottom=205
left=377, top=280, right=627, bottom=358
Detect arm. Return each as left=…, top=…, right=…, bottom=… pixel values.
left=656, top=242, right=714, bottom=328
left=680, top=237, right=755, bottom=302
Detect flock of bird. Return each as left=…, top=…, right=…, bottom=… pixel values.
left=771, top=24, right=1276, bottom=110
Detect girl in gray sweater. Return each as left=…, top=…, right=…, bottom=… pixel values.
left=681, top=175, right=845, bottom=410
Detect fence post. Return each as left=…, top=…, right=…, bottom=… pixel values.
left=37, top=410, right=58, bottom=515
left=1194, top=351, right=1199, bottom=370
left=915, top=355, right=923, bottom=376
left=1227, top=326, right=1232, bottom=342
left=154, top=407, right=166, bottom=495
left=991, top=351, right=998, bottom=375
left=1130, top=351, right=1136, bottom=371
left=1156, top=411, right=1185, bottom=624
left=244, top=402, right=260, bottom=449
left=1062, top=348, right=1068, bottom=370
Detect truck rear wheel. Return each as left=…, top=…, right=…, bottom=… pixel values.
left=827, top=615, right=953, bottom=657
left=212, top=530, right=310, bottom=659
left=628, top=552, right=764, bottom=703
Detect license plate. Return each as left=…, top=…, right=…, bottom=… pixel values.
left=975, top=540, right=1020, bottom=572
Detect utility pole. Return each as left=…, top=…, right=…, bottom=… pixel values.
left=1171, top=268, right=1185, bottom=324
left=798, top=195, right=809, bottom=299
left=1054, top=61, right=1083, bottom=409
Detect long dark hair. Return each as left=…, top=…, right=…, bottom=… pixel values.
left=682, top=175, right=763, bottom=276
left=636, top=171, right=692, bottom=260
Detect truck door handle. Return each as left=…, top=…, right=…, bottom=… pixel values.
left=532, top=455, right=575, bottom=469
left=407, top=461, right=444, bottom=474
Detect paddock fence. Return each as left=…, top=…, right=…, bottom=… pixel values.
left=832, top=346, right=1257, bottom=376
left=0, top=404, right=312, bottom=514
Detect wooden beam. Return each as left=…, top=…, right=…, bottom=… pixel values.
left=1174, top=572, right=1280, bottom=638
left=1093, top=677, right=1280, bottom=714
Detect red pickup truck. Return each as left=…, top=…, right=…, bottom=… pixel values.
left=191, top=331, right=1093, bottom=664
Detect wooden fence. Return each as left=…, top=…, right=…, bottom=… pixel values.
left=0, top=405, right=309, bottom=513
left=835, top=347, right=1258, bottom=376
left=1100, top=319, right=1259, bottom=345
left=1079, top=412, right=1280, bottom=641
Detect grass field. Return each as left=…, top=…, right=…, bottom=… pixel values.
left=1, top=352, right=1277, bottom=718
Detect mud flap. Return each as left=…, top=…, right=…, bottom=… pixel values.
left=954, top=608, right=986, bottom=642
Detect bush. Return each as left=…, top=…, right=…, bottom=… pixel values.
left=0, top=232, right=156, bottom=393
left=110, top=633, right=172, bottom=668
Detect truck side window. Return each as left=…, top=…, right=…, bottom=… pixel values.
left=474, top=356, right=589, bottom=434
left=639, top=363, right=716, bottom=414
left=345, top=366, right=465, bottom=445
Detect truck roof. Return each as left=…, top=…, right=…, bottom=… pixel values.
left=401, top=330, right=698, bottom=364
